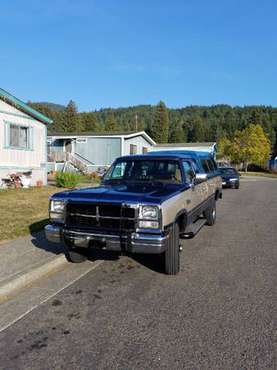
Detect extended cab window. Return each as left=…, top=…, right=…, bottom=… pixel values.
left=104, top=159, right=182, bottom=184
left=207, top=159, right=215, bottom=172
left=201, top=159, right=210, bottom=173
left=182, top=161, right=195, bottom=185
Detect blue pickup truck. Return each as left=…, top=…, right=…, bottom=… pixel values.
left=45, top=152, right=222, bottom=275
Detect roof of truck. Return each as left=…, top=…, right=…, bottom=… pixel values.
left=117, top=153, right=200, bottom=161
left=146, top=150, right=214, bottom=158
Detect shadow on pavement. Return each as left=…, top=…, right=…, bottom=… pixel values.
left=131, top=253, right=165, bottom=273
left=29, top=220, right=65, bottom=255
left=29, top=220, right=164, bottom=273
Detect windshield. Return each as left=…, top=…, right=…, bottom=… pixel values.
left=103, top=159, right=183, bottom=184
left=219, top=168, right=238, bottom=175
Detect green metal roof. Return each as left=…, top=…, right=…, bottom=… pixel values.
left=0, top=88, right=53, bottom=125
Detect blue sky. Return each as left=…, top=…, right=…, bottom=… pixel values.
left=0, top=0, right=276, bottom=111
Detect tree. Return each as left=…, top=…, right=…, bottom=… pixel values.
left=170, top=120, right=184, bottom=143
left=217, top=137, right=233, bottom=159
left=187, top=117, right=207, bottom=142
left=105, top=114, right=118, bottom=131
left=151, top=101, right=169, bottom=143
left=79, top=112, right=99, bottom=132
left=231, top=124, right=271, bottom=171
left=64, top=100, right=81, bottom=132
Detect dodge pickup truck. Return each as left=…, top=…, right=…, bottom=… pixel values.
left=45, top=153, right=222, bottom=275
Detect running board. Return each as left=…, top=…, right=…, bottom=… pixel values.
left=180, top=218, right=207, bottom=239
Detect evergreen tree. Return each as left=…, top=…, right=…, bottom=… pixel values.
left=79, top=112, right=99, bottom=132
left=170, top=120, right=184, bottom=143
left=105, top=114, right=118, bottom=131
left=151, top=101, right=169, bottom=143
left=64, top=100, right=81, bottom=132
left=28, top=101, right=277, bottom=147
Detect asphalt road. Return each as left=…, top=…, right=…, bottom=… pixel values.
left=0, top=178, right=277, bottom=370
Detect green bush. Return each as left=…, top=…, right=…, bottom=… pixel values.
left=55, top=171, right=81, bottom=188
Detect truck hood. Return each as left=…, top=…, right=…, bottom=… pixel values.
left=52, top=183, right=190, bottom=205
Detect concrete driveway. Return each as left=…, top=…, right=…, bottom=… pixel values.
left=0, top=177, right=276, bottom=369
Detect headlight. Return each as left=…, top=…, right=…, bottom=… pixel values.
left=139, top=205, right=160, bottom=229
left=50, top=200, right=65, bottom=223
left=139, top=205, right=159, bottom=220
left=50, top=200, right=65, bottom=212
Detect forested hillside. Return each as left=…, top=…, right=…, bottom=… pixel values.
left=29, top=101, right=277, bottom=152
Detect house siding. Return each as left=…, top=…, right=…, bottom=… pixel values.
left=0, top=99, right=47, bottom=185
left=75, top=137, right=121, bottom=166
left=124, top=135, right=153, bottom=155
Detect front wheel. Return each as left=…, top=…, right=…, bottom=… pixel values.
left=204, top=201, right=216, bottom=226
left=164, top=223, right=180, bottom=275
left=64, top=237, right=87, bottom=263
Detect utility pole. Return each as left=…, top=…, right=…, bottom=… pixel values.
left=135, top=113, right=138, bottom=131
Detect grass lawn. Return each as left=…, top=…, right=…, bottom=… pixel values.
left=0, top=186, right=64, bottom=242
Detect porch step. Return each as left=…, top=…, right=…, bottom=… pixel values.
left=180, top=218, right=207, bottom=239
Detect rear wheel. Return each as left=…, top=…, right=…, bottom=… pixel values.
left=204, top=201, right=216, bottom=226
left=164, top=223, right=180, bottom=275
left=64, top=237, right=87, bottom=263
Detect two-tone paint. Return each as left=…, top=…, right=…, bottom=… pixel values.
left=47, top=154, right=222, bottom=241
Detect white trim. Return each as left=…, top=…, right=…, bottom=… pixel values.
left=120, top=137, right=124, bottom=156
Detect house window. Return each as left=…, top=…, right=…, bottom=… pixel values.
left=142, top=147, right=148, bottom=154
left=9, top=124, right=30, bottom=149
left=130, top=144, right=137, bottom=154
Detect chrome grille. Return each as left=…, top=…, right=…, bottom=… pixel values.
left=66, top=202, right=136, bottom=232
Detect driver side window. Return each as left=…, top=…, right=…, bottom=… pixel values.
left=182, top=161, right=195, bottom=185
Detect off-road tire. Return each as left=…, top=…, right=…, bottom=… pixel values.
left=64, top=238, right=87, bottom=263
left=204, top=201, right=216, bottom=226
left=165, top=223, right=180, bottom=275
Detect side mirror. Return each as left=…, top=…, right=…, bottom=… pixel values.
left=194, top=173, right=208, bottom=184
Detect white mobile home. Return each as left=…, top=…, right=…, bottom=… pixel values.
left=47, top=131, right=156, bottom=173
left=0, top=88, right=52, bottom=186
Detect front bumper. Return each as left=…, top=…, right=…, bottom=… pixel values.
left=222, top=179, right=239, bottom=187
left=45, top=224, right=169, bottom=254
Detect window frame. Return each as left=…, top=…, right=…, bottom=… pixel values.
left=4, top=121, right=33, bottom=151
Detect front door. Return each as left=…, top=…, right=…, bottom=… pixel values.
left=65, top=140, right=72, bottom=154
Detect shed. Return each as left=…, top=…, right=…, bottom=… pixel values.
left=0, top=88, right=52, bottom=186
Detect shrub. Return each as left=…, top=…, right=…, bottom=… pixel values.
left=86, top=172, right=101, bottom=183
left=55, top=171, right=81, bottom=188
